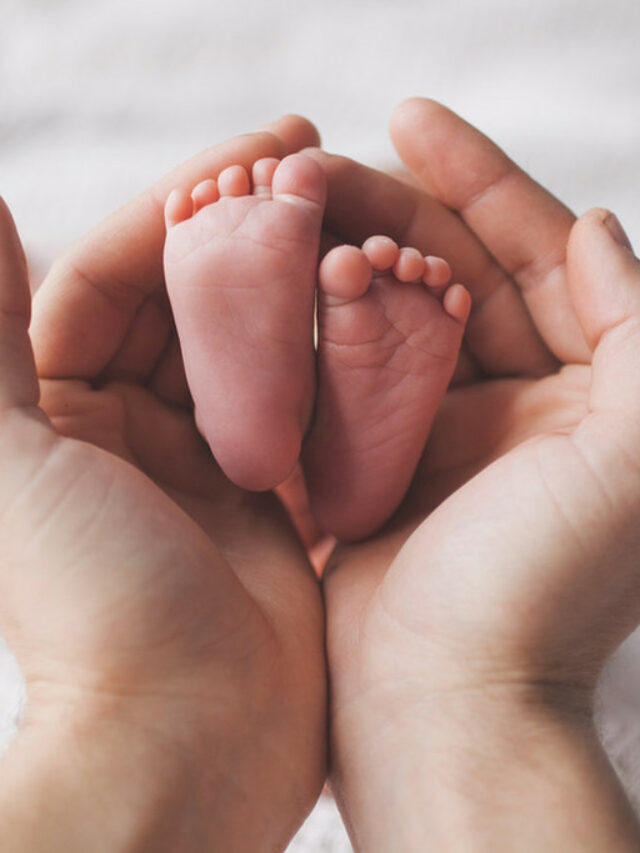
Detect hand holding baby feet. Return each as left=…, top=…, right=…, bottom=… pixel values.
left=164, top=153, right=326, bottom=490
left=303, top=236, right=470, bottom=540
left=164, top=153, right=468, bottom=538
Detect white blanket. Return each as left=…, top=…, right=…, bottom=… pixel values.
left=2, top=1, right=639, bottom=848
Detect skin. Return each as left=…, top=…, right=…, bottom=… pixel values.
left=163, top=154, right=327, bottom=492
left=304, top=237, right=470, bottom=541
left=307, top=99, right=640, bottom=850
left=0, top=100, right=639, bottom=851
left=0, top=117, right=327, bottom=852
left=165, top=158, right=469, bottom=540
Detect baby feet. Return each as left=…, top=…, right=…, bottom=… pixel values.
left=164, top=153, right=325, bottom=490
left=164, top=154, right=470, bottom=540
left=303, top=237, right=470, bottom=540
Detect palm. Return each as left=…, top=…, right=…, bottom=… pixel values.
left=317, top=100, right=640, bottom=732
left=22, top=120, right=326, bottom=708
left=1, top=117, right=327, bottom=845
left=325, top=369, right=589, bottom=703
left=30, top=374, right=318, bottom=682
left=3, top=353, right=326, bottom=847
left=400, top=367, right=587, bottom=521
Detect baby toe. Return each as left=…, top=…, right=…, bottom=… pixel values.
left=164, top=188, right=193, bottom=228
left=393, top=247, right=425, bottom=282
left=319, top=245, right=372, bottom=303
left=218, top=165, right=251, bottom=197
left=443, top=283, right=472, bottom=324
left=191, top=179, right=219, bottom=212
left=272, top=153, right=327, bottom=210
left=362, top=235, right=399, bottom=271
left=252, top=157, right=280, bottom=196
left=422, top=255, right=452, bottom=290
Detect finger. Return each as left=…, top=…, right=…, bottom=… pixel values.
left=101, top=287, right=173, bottom=384
left=149, top=332, right=192, bottom=408
left=451, top=341, right=481, bottom=385
left=567, top=208, right=640, bottom=420
left=390, top=98, right=589, bottom=364
left=32, top=118, right=319, bottom=382
left=305, top=148, right=556, bottom=377
left=0, top=199, right=39, bottom=410
left=260, top=113, right=321, bottom=153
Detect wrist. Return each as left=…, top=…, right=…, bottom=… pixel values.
left=0, top=697, right=196, bottom=853
left=331, top=682, right=640, bottom=852
left=0, top=684, right=303, bottom=853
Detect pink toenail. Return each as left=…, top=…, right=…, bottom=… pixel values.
left=362, top=235, right=398, bottom=270
left=319, top=245, right=371, bottom=301
left=443, top=284, right=472, bottom=323
left=423, top=256, right=452, bottom=289
left=393, top=247, right=425, bottom=282
left=252, top=158, right=280, bottom=191
left=218, top=165, right=250, bottom=196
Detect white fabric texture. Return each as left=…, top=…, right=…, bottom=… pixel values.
left=1, top=0, right=639, bottom=849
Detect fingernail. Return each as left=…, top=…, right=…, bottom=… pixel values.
left=605, top=213, right=634, bottom=252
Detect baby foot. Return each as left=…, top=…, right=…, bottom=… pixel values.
left=302, top=236, right=470, bottom=540
left=163, top=153, right=326, bottom=491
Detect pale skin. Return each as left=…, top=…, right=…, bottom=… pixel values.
left=315, top=99, right=640, bottom=850
left=0, top=101, right=638, bottom=851
left=163, top=153, right=470, bottom=540
left=0, top=117, right=327, bottom=853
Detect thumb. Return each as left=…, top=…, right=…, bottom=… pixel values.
left=567, top=207, right=640, bottom=420
left=0, top=199, right=39, bottom=411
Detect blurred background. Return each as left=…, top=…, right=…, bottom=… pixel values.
left=1, top=0, right=639, bottom=848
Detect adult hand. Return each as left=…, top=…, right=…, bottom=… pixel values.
left=0, top=117, right=326, bottom=853
left=312, top=100, right=640, bottom=850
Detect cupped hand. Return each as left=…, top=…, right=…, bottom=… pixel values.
left=310, top=100, right=640, bottom=836
left=0, top=117, right=326, bottom=852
